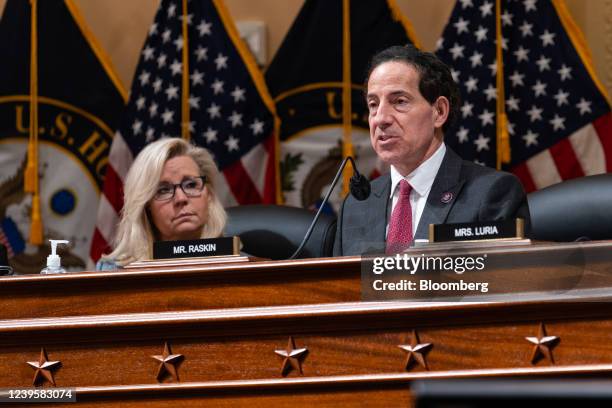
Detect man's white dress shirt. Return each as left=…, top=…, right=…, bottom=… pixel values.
left=387, top=143, right=446, bottom=237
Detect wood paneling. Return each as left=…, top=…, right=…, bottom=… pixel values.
left=2, top=242, right=612, bottom=406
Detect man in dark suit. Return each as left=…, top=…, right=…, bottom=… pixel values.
left=334, top=45, right=529, bottom=256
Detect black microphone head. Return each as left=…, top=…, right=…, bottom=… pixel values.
left=350, top=173, right=371, bottom=201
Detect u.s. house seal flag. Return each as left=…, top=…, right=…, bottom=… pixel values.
left=0, top=0, right=125, bottom=273
left=265, top=0, right=420, bottom=212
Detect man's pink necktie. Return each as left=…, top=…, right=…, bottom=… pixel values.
left=386, top=180, right=413, bottom=254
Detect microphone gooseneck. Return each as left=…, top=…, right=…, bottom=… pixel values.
left=289, top=156, right=371, bottom=259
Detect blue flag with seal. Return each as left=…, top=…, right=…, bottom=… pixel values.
left=0, top=0, right=126, bottom=273
left=265, top=0, right=420, bottom=212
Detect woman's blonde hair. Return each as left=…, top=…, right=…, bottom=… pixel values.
left=105, top=138, right=227, bottom=265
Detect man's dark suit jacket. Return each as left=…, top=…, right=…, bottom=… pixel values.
left=333, top=147, right=530, bottom=256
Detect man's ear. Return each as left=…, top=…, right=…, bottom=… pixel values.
left=433, top=96, right=450, bottom=129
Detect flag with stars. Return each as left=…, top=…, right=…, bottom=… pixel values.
left=90, top=0, right=278, bottom=262
left=436, top=0, right=612, bottom=192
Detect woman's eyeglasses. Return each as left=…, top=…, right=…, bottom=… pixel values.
left=153, top=176, right=207, bottom=201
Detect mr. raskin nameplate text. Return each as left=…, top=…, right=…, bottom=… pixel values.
left=153, top=237, right=239, bottom=259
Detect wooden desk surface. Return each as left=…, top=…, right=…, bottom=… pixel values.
left=1, top=241, right=612, bottom=406
left=2, top=240, right=611, bottom=319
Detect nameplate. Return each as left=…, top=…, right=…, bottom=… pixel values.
left=429, top=218, right=524, bottom=243
left=153, top=236, right=240, bottom=259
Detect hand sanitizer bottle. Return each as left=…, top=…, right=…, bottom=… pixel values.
left=41, top=240, right=70, bottom=274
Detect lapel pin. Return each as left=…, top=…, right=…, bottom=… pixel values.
left=441, top=192, right=453, bottom=204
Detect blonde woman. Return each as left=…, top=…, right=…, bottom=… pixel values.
left=97, top=138, right=226, bottom=270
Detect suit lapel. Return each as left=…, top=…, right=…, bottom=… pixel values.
left=364, top=175, right=390, bottom=249
left=415, top=148, right=466, bottom=239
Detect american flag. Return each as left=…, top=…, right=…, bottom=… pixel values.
left=436, top=0, right=612, bottom=192
left=90, top=0, right=278, bottom=263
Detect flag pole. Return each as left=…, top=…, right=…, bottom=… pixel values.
left=495, top=0, right=510, bottom=169
left=27, top=0, right=43, bottom=245
left=181, top=0, right=191, bottom=141
left=341, top=0, right=354, bottom=195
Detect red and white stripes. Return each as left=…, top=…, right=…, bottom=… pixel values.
left=514, top=113, right=612, bottom=192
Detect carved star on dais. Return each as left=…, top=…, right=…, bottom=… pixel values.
left=27, top=348, right=61, bottom=386
left=525, top=323, right=559, bottom=364
left=398, top=330, right=433, bottom=370
left=274, top=336, right=308, bottom=377
left=152, top=342, right=184, bottom=382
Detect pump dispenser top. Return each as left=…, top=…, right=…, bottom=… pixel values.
left=41, top=240, right=70, bottom=274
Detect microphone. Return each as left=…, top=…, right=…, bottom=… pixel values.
left=0, top=243, right=13, bottom=276
left=289, top=156, right=370, bottom=259
left=350, top=170, right=371, bottom=201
